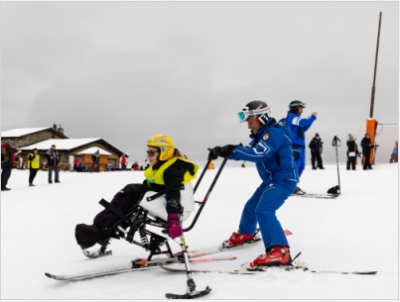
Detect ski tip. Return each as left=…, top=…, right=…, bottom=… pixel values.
left=355, top=271, right=378, bottom=275
left=45, top=272, right=58, bottom=279
left=284, top=230, right=293, bottom=236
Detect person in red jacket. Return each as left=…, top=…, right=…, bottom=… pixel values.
left=1, top=140, right=21, bottom=191
left=121, top=154, right=127, bottom=170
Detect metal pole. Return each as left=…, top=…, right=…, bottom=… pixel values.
left=335, top=140, right=341, bottom=194
left=332, top=136, right=341, bottom=194
left=193, top=158, right=212, bottom=194
left=370, top=12, right=382, bottom=118
left=183, top=156, right=228, bottom=232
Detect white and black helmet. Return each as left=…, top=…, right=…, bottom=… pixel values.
left=237, top=100, right=272, bottom=125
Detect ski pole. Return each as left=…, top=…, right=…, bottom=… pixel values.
left=332, top=136, right=341, bottom=194
left=165, top=214, right=211, bottom=299
left=183, top=156, right=228, bottom=232
left=193, top=157, right=212, bottom=194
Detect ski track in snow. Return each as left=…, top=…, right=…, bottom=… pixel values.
left=1, top=164, right=398, bottom=299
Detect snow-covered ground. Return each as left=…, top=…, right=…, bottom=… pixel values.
left=1, top=164, right=398, bottom=299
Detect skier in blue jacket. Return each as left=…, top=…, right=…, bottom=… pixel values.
left=286, top=100, right=317, bottom=195
left=209, top=100, right=299, bottom=269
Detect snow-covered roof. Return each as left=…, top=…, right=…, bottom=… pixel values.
left=1, top=127, right=54, bottom=138
left=76, top=147, right=112, bottom=156
left=19, top=139, right=101, bottom=151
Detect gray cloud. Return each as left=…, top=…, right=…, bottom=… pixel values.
left=1, top=2, right=398, bottom=164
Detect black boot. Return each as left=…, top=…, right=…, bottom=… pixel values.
left=293, top=187, right=306, bottom=195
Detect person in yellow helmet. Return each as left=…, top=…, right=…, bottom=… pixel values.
left=75, top=134, right=198, bottom=252
left=145, top=134, right=199, bottom=239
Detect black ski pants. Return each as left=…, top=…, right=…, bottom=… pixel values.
left=29, top=169, right=38, bottom=184
left=91, top=161, right=100, bottom=172
left=1, top=163, right=12, bottom=188
left=48, top=165, right=59, bottom=182
left=311, top=152, right=323, bottom=169
left=363, top=152, right=372, bottom=170
left=347, top=156, right=356, bottom=170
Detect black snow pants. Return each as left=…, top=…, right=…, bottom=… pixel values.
left=311, top=152, right=323, bottom=169
left=347, top=156, right=356, bottom=170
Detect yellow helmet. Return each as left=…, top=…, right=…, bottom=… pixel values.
left=147, top=134, right=175, bottom=161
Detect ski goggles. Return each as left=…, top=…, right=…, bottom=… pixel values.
left=147, top=150, right=159, bottom=157
left=289, top=102, right=306, bottom=109
left=237, top=106, right=271, bottom=123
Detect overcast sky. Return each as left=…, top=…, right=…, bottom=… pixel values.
left=1, top=2, right=398, bottom=164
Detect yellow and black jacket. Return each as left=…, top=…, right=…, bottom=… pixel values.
left=144, top=157, right=198, bottom=214
left=27, top=153, right=40, bottom=169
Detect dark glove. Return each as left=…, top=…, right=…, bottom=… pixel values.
left=218, top=144, right=236, bottom=157
left=208, top=147, right=220, bottom=160
left=167, top=213, right=182, bottom=239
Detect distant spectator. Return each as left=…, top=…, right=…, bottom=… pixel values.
left=134, top=161, right=139, bottom=170
left=18, top=155, right=23, bottom=169
left=1, top=139, right=21, bottom=191
left=308, top=133, right=324, bottom=170
left=107, top=162, right=112, bottom=171
left=90, top=150, right=100, bottom=172
left=74, top=159, right=81, bottom=171
left=145, top=159, right=150, bottom=169
left=361, top=133, right=374, bottom=170
left=346, top=134, right=360, bottom=170
left=390, top=140, right=398, bottom=163
left=28, top=148, right=40, bottom=186
left=121, top=154, right=127, bottom=170
left=45, top=144, right=60, bottom=183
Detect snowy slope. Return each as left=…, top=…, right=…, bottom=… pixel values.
left=1, top=164, right=398, bottom=299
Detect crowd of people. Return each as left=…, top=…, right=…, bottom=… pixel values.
left=0, top=144, right=154, bottom=190
left=305, top=133, right=398, bottom=171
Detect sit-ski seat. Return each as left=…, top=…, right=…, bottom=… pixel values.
left=139, top=182, right=195, bottom=222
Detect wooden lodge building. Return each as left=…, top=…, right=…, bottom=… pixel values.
left=1, top=126, right=128, bottom=170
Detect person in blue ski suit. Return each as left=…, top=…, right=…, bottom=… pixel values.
left=286, top=101, right=317, bottom=194
left=209, top=100, right=299, bottom=268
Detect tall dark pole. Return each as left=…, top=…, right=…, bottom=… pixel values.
left=370, top=12, right=382, bottom=118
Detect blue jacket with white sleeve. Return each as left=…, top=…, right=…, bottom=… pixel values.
left=230, top=118, right=299, bottom=184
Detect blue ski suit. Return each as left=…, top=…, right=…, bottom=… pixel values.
left=286, top=112, right=317, bottom=178
left=229, top=119, right=299, bottom=250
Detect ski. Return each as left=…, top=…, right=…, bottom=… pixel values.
left=292, top=193, right=339, bottom=199
left=162, top=256, right=376, bottom=276
left=161, top=265, right=376, bottom=276
left=45, top=255, right=236, bottom=281
left=161, top=265, right=262, bottom=275
left=303, top=269, right=378, bottom=275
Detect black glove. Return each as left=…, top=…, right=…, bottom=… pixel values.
left=208, top=147, right=220, bottom=160
left=218, top=145, right=236, bottom=157
left=209, top=144, right=241, bottom=160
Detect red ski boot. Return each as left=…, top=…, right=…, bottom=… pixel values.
left=222, top=229, right=261, bottom=249
left=249, top=245, right=292, bottom=269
